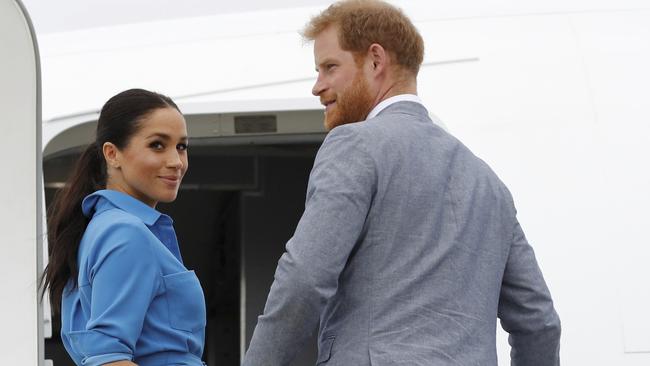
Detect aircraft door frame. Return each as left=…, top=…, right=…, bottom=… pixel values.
left=0, top=0, right=44, bottom=364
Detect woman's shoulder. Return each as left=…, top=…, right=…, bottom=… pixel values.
left=77, top=207, right=163, bottom=284
left=87, top=206, right=149, bottom=234
left=82, top=207, right=157, bottom=257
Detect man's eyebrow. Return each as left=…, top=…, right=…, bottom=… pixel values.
left=315, top=58, right=336, bottom=71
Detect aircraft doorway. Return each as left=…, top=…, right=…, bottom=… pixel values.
left=43, top=141, right=323, bottom=365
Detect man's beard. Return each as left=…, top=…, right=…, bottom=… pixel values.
left=324, top=72, right=374, bottom=131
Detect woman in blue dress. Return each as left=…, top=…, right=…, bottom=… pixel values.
left=41, top=89, right=206, bottom=366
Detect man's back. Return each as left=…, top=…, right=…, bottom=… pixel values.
left=313, top=101, right=560, bottom=365
left=243, top=100, right=560, bottom=365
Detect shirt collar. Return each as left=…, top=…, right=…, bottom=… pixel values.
left=82, top=189, right=166, bottom=226
left=366, top=94, right=424, bottom=120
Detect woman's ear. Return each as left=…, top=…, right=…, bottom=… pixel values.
left=103, top=142, right=120, bottom=169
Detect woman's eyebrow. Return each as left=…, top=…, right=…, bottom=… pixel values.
left=145, top=132, right=171, bottom=140
left=146, top=133, right=188, bottom=141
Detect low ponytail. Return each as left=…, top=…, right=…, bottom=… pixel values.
left=41, top=142, right=106, bottom=313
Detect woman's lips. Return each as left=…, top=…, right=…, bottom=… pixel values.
left=159, top=176, right=180, bottom=186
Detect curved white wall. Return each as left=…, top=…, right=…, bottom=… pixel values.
left=0, top=0, right=43, bottom=364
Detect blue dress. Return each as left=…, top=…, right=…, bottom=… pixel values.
left=61, top=190, right=206, bottom=366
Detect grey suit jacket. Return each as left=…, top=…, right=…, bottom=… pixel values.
left=243, top=101, right=560, bottom=366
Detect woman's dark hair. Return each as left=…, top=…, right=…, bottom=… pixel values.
left=40, top=88, right=180, bottom=313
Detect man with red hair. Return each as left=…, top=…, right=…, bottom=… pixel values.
left=244, top=1, right=561, bottom=365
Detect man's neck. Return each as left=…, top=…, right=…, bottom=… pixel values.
left=373, top=78, right=417, bottom=107
left=366, top=93, right=424, bottom=120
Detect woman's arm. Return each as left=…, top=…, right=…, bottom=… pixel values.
left=104, top=362, right=138, bottom=366
left=75, top=223, right=161, bottom=365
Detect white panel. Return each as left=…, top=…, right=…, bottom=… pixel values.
left=572, top=10, right=650, bottom=355
left=39, top=9, right=316, bottom=121
left=0, top=0, right=42, bottom=364
left=398, top=0, right=650, bottom=22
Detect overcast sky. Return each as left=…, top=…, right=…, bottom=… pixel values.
left=21, top=0, right=330, bottom=34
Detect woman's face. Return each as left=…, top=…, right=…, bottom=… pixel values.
left=105, top=107, right=188, bottom=207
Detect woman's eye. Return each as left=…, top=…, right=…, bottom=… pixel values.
left=150, top=141, right=164, bottom=150
left=177, top=143, right=188, bottom=151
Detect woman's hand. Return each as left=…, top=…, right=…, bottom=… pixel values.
left=103, top=361, right=138, bottom=366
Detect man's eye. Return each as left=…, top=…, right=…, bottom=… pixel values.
left=327, top=64, right=337, bottom=71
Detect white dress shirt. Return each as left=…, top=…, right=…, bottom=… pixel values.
left=366, top=94, right=424, bottom=120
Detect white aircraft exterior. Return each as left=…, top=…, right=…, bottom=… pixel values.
left=2, top=0, right=650, bottom=364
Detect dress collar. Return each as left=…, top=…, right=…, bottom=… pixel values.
left=82, top=189, right=166, bottom=226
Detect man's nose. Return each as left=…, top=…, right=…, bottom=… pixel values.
left=312, top=75, right=326, bottom=96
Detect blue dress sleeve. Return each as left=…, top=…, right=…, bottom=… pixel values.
left=69, top=221, right=161, bottom=366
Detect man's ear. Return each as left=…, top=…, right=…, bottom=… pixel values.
left=103, top=142, right=120, bottom=169
left=367, top=43, right=388, bottom=74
